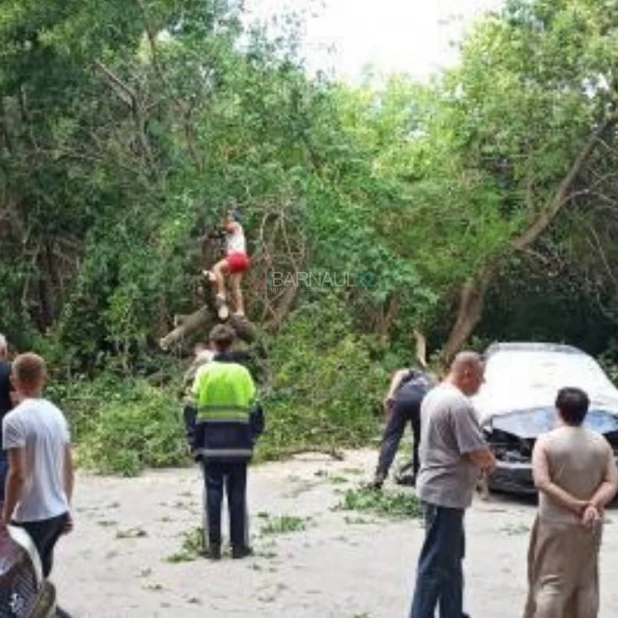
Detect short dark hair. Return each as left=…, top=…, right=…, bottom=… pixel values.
left=209, top=324, right=236, bottom=351
left=555, top=387, right=589, bottom=426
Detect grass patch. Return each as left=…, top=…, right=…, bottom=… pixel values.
left=327, top=474, right=349, bottom=485
left=259, top=514, right=308, bottom=536
left=336, top=488, right=422, bottom=519
left=166, top=527, right=204, bottom=563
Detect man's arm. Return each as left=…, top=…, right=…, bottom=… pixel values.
left=588, top=445, right=618, bottom=510
left=383, top=369, right=410, bottom=412
left=453, top=406, right=496, bottom=472
left=532, top=437, right=587, bottom=515
left=2, top=447, right=26, bottom=523
left=464, top=448, right=496, bottom=471
left=64, top=445, right=75, bottom=506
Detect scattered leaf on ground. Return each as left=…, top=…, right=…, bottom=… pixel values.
left=336, top=488, right=422, bottom=519
left=260, top=515, right=308, bottom=535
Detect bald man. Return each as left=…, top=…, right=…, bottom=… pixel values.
left=409, top=352, right=496, bottom=618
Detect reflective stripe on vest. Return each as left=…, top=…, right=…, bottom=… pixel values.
left=197, top=406, right=250, bottom=423
left=194, top=447, right=253, bottom=458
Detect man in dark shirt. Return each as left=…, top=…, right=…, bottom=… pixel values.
left=0, top=334, right=14, bottom=504
left=370, top=367, right=435, bottom=490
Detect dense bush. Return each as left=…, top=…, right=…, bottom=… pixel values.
left=257, top=298, right=391, bottom=459
left=52, top=376, right=187, bottom=476
left=46, top=297, right=396, bottom=475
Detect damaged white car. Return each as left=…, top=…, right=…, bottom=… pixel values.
left=472, top=342, right=618, bottom=495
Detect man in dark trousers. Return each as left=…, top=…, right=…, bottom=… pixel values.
left=191, top=324, right=262, bottom=560
left=0, top=334, right=14, bottom=504
left=409, top=352, right=495, bottom=618
left=370, top=367, right=435, bottom=490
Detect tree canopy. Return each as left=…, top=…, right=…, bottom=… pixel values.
left=2, top=0, right=618, bottom=375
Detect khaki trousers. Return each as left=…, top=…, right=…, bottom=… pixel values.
left=523, top=516, right=602, bottom=618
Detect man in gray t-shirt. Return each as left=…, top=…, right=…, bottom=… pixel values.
left=409, top=352, right=495, bottom=618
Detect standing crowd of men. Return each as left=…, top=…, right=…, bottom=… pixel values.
left=372, top=351, right=618, bottom=618
left=1, top=325, right=617, bottom=618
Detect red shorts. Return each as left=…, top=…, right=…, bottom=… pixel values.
left=226, top=252, right=251, bottom=274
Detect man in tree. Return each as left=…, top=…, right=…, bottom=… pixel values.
left=370, top=366, right=435, bottom=490
left=192, top=325, right=261, bottom=560
left=0, top=334, right=14, bottom=505
left=2, top=353, right=74, bottom=616
left=203, top=210, right=251, bottom=320
left=409, top=352, right=495, bottom=618
left=523, top=387, right=618, bottom=618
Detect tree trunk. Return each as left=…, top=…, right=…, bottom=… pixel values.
left=443, top=264, right=496, bottom=364
left=159, top=306, right=256, bottom=350
left=443, top=113, right=618, bottom=362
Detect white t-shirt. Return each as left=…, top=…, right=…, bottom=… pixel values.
left=2, top=398, right=71, bottom=522
left=226, top=224, right=246, bottom=255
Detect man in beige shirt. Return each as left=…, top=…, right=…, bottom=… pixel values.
left=524, top=387, right=618, bottom=618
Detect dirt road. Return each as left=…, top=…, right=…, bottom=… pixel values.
left=55, top=450, right=618, bottom=617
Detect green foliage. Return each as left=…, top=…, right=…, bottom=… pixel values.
left=166, top=527, right=204, bottom=563
left=336, top=488, right=422, bottom=520
left=58, top=375, right=187, bottom=476
left=3, top=0, right=618, bottom=476
left=258, top=513, right=308, bottom=536
left=257, top=297, right=389, bottom=460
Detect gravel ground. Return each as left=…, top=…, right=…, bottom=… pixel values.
left=53, top=450, right=618, bottom=617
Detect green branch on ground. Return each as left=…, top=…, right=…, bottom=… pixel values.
left=336, top=488, right=422, bottom=520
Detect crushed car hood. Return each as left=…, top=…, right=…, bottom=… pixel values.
left=489, top=407, right=618, bottom=440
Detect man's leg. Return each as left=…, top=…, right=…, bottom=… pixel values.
left=205, top=259, right=230, bottom=319
left=409, top=504, right=465, bottom=618
left=225, top=461, right=250, bottom=557
left=571, top=529, right=601, bottom=618
left=439, top=512, right=465, bottom=618
left=229, top=273, right=245, bottom=316
left=373, top=402, right=409, bottom=487
left=526, top=521, right=597, bottom=618
left=202, top=461, right=224, bottom=558
left=410, top=411, right=421, bottom=478
left=17, top=513, right=69, bottom=578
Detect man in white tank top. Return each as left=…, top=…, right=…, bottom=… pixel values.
left=523, top=387, right=618, bottom=618
left=203, top=210, right=251, bottom=319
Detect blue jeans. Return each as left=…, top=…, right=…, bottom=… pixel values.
left=409, top=502, right=468, bottom=618
left=375, top=400, right=421, bottom=481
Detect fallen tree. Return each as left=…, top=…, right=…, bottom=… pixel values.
left=158, top=284, right=257, bottom=350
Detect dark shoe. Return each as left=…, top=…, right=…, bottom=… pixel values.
left=202, top=545, right=221, bottom=560
left=232, top=546, right=253, bottom=560
left=56, top=608, right=73, bottom=618
left=366, top=472, right=385, bottom=491
left=394, top=472, right=416, bottom=487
